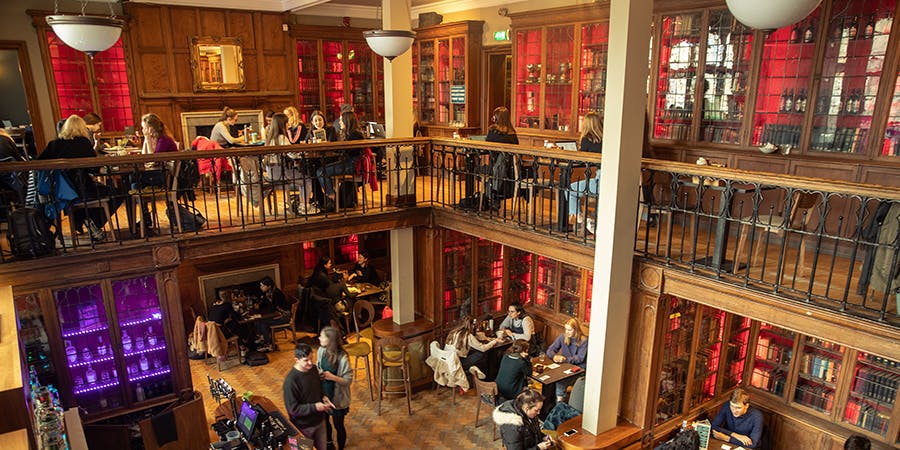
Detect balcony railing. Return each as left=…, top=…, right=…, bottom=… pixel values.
left=0, top=137, right=897, bottom=326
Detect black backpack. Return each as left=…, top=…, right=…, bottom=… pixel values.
left=166, top=203, right=207, bottom=232
left=7, top=207, right=55, bottom=258
left=244, top=351, right=269, bottom=366
left=338, top=180, right=358, bottom=208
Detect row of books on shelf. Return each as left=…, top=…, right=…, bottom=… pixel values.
left=852, top=368, right=899, bottom=403
left=800, top=352, right=839, bottom=382
left=756, top=341, right=793, bottom=366
left=861, top=353, right=899, bottom=369
left=750, top=367, right=786, bottom=395
left=700, top=125, right=740, bottom=144
left=757, top=124, right=802, bottom=147
left=844, top=401, right=890, bottom=435
left=810, top=127, right=868, bottom=153
left=793, top=383, right=834, bottom=412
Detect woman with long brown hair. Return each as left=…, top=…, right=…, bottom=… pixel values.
left=546, top=318, right=588, bottom=401
left=209, top=106, right=245, bottom=147
left=317, top=326, right=353, bottom=450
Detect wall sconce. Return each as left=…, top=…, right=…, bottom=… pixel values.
left=46, top=0, right=124, bottom=58
left=726, top=0, right=821, bottom=30
left=363, top=30, right=416, bottom=61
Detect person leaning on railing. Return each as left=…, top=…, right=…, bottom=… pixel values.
left=316, top=111, right=365, bottom=209
left=483, top=106, right=519, bottom=208
left=566, top=112, right=603, bottom=234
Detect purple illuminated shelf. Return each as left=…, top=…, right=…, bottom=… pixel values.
left=74, top=381, right=120, bottom=395
left=128, top=367, right=171, bottom=382
left=61, top=324, right=109, bottom=338
left=120, top=313, right=163, bottom=327
left=123, top=345, right=167, bottom=358
left=68, top=355, right=115, bottom=368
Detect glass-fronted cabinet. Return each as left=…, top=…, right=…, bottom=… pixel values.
left=293, top=26, right=385, bottom=126
left=442, top=230, right=473, bottom=324
left=475, top=239, right=503, bottom=316
left=113, top=275, right=173, bottom=404
left=843, top=352, right=898, bottom=437
left=810, top=0, right=895, bottom=154
left=558, top=263, right=582, bottom=317
left=413, top=21, right=483, bottom=137
left=699, top=10, right=752, bottom=145
left=535, top=256, right=557, bottom=310
left=750, top=323, right=795, bottom=397
left=579, top=22, right=609, bottom=128
left=508, top=248, right=533, bottom=305
left=55, top=283, right=125, bottom=414
left=656, top=296, right=696, bottom=425
left=516, top=28, right=543, bottom=131
left=654, top=12, right=702, bottom=141
left=722, top=315, right=751, bottom=390
left=15, top=293, right=58, bottom=390
left=793, top=336, right=844, bottom=414
left=544, top=26, right=575, bottom=133
left=689, top=306, right=724, bottom=408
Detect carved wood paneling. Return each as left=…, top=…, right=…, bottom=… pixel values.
left=199, top=10, right=226, bottom=37
left=227, top=12, right=255, bottom=51
left=790, top=160, right=860, bottom=182
left=733, top=154, right=791, bottom=174
left=242, top=53, right=259, bottom=91
left=859, top=165, right=900, bottom=188
left=262, top=55, right=289, bottom=91
left=133, top=6, right=166, bottom=49
left=261, top=14, right=286, bottom=53
left=174, top=54, right=193, bottom=93
left=139, top=53, right=172, bottom=93
left=169, top=9, right=198, bottom=50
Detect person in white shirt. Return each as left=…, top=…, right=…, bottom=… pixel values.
left=497, top=302, right=534, bottom=342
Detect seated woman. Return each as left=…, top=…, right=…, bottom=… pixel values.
left=494, top=339, right=532, bottom=402
left=38, top=115, right=123, bottom=241
left=207, top=290, right=251, bottom=344
left=493, top=388, right=555, bottom=450
left=483, top=107, right=519, bottom=207
left=284, top=106, right=308, bottom=145
left=347, top=251, right=381, bottom=285
left=445, top=316, right=504, bottom=380
left=0, top=128, right=26, bottom=205
left=308, top=256, right=353, bottom=334
left=209, top=107, right=245, bottom=147
left=132, top=113, right=178, bottom=230
left=566, top=112, right=603, bottom=234
left=546, top=318, right=588, bottom=402
left=316, top=111, right=366, bottom=208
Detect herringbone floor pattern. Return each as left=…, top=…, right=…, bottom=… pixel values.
left=191, top=331, right=502, bottom=449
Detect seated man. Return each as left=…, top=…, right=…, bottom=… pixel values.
left=207, top=290, right=250, bottom=345
left=711, top=388, right=763, bottom=449
left=254, top=276, right=294, bottom=351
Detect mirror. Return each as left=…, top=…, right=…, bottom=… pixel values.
left=191, top=36, right=245, bottom=92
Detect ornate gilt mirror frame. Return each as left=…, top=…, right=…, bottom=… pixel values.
left=190, top=36, right=245, bottom=92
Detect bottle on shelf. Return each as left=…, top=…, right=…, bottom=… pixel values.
left=785, top=89, right=794, bottom=113
left=147, top=326, right=157, bottom=347
left=139, top=354, right=150, bottom=372
left=65, top=340, right=77, bottom=364
left=135, top=334, right=145, bottom=350
left=99, top=396, right=107, bottom=408
left=97, top=336, right=107, bottom=357
left=803, top=21, right=815, bottom=43
left=848, top=17, right=859, bottom=40
left=863, top=16, right=875, bottom=40
left=85, top=365, right=97, bottom=384
left=135, top=384, right=145, bottom=402
left=122, top=331, right=132, bottom=352
left=81, top=346, right=92, bottom=362
left=790, top=24, right=800, bottom=43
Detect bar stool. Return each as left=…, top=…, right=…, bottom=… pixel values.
left=344, top=299, right=375, bottom=401
left=375, top=335, right=412, bottom=415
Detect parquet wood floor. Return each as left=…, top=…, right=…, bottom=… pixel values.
left=191, top=331, right=502, bottom=449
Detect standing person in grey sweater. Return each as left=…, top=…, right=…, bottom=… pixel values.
left=284, top=343, right=334, bottom=450
left=317, top=326, right=353, bottom=450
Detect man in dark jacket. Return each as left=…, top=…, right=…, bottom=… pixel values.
left=283, top=343, right=334, bottom=450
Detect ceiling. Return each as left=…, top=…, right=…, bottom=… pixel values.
left=126, top=0, right=524, bottom=18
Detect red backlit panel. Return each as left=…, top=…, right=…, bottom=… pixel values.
left=93, top=39, right=134, bottom=132
left=47, top=31, right=92, bottom=120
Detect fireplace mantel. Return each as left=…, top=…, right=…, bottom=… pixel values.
left=180, top=110, right=264, bottom=147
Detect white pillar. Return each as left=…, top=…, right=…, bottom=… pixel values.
left=582, top=0, right=652, bottom=435
left=382, top=0, right=415, bottom=138
left=390, top=227, right=415, bottom=324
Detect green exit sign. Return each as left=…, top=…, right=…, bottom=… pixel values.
left=493, top=30, right=509, bottom=41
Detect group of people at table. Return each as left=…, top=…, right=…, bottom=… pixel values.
left=206, top=252, right=380, bottom=354
left=12, top=103, right=373, bottom=242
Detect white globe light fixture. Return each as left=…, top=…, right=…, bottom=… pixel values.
left=363, top=30, right=416, bottom=61
left=725, top=0, right=822, bottom=30
left=46, top=0, right=124, bottom=58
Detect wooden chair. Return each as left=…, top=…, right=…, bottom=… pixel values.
left=345, top=299, right=375, bottom=401
left=206, top=322, right=240, bottom=371
left=270, top=301, right=299, bottom=350
left=733, top=191, right=820, bottom=280
left=473, top=377, right=499, bottom=440
left=68, top=197, right=117, bottom=245
left=375, top=335, right=412, bottom=415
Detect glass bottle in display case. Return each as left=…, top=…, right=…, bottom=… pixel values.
left=843, top=352, right=898, bottom=437
left=54, top=284, right=124, bottom=414
left=450, top=36, right=466, bottom=126
left=558, top=263, right=582, bottom=318
left=15, top=293, right=58, bottom=390
left=113, top=275, right=173, bottom=404
left=722, top=315, right=751, bottom=390
left=475, top=239, right=503, bottom=316
left=699, top=10, right=752, bottom=145
left=508, top=248, right=533, bottom=305
left=750, top=7, right=822, bottom=147
left=690, top=307, right=724, bottom=408
left=535, top=256, right=557, bottom=310
left=655, top=296, right=696, bottom=425
left=811, top=0, right=895, bottom=154
left=654, top=13, right=702, bottom=141
left=793, top=336, right=844, bottom=414
left=443, top=230, right=473, bottom=323
left=579, top=22, right=609, bottom=127
left=750, top=323, right=795, bottom=397
left=544, top=26, right=574, bottom=133
left=516, top=28, right=543, bottom=130
left=418, top=40, right=436, bottom=123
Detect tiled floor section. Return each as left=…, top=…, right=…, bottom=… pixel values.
left=191, top=331, right=502, bottom=449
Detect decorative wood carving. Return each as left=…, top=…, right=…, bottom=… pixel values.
left=153, top=244, right=180, bottom=268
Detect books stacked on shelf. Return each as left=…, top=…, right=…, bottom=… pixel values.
left=794, top=383, right=834, bottom=412
left=844, top=401, right=891, bottom=435
left=800, top=352, right=839, bottom=382
left=751, top=368, right=786, bottom=395
left=810, top=126, right=869, bottom=153
left=758, top=124, right=802, bottom=147
left=851, top=366, right=899, bottom=403
left=701, top=125, right=740, bottom=144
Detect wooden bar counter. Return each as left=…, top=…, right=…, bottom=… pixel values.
left=372, top=318, right=435, bottom=391
left=557, top=416, right=642, bottom=450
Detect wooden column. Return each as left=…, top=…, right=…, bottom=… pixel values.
left=583, top=0, right=653, bottom=436
left=382, top=0, right=414, bottom=138
left=390, top=227, right=415, bottom=324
